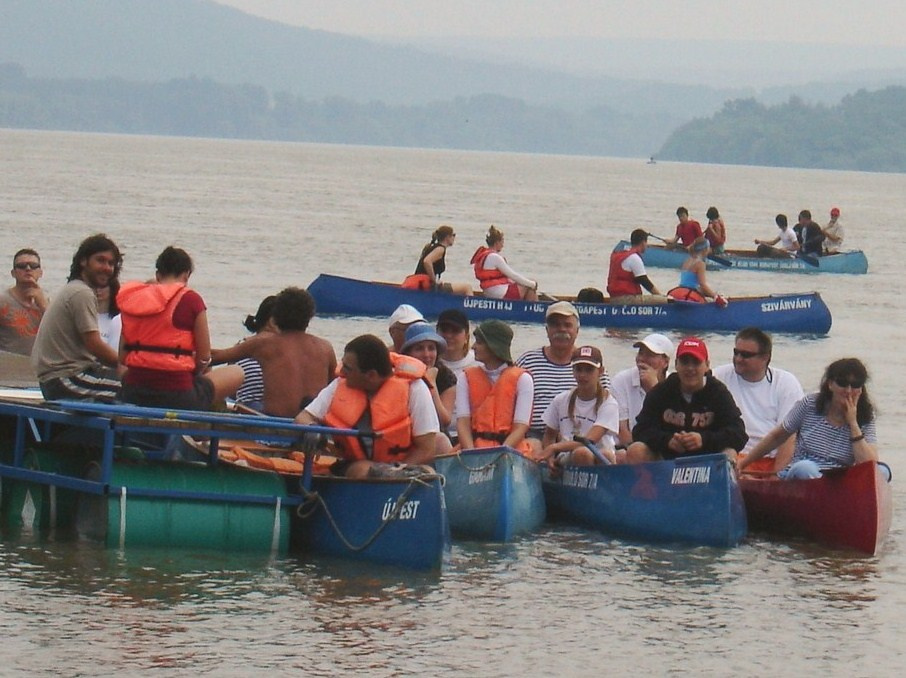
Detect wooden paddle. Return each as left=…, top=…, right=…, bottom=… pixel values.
left=647, top=233, right=733, bottom=268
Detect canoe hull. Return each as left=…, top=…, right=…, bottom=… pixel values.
left=307, top=273, right=832, bottom=334
left=616, top=241, right=869, bottom=274
left=293, top=473, right=450, bottom=570
left=434, top=446, right=545, bottom=541
left=543, top=453, right=747, bottom=547
left=739, top=461, right=892, bottom=554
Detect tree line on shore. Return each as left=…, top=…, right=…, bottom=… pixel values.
left=657, top=86, right=906, bottom=173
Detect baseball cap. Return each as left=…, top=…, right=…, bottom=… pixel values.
left=436, top=308, right=469, bottom=331
left=676, top=336, right=709, bottom=362
left=388, top=304, right=425, bottom=328
left=571, top=345, right=603, bottom=368
left=545, top=300, right=579, bottom=320
left=830, top=207, right=840, bottom=217
left=633, top=333, right=674, bottom=358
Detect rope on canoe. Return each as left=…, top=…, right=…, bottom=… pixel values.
left=450, top=450, right=507, bottom=472
left=295, top=471, right=440, bottom=552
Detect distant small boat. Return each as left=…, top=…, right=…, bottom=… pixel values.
left=307, top=273, right=832, bottom=334
left=543, top=453, right=747, bottom=547
left=647, top=156, right=657, bottom=164
left=434, top=446, right=545, bottom=541
left=616, top=241, right=869, bottom=274
left=739, top=461, right=892, bottom=554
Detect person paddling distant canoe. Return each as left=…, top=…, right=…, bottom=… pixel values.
left=470, top=225, right=539, bottom=301
left=664, top=206, right=703, bottom=248
left=755, top=214, right=799, bottom=258
left=704, top=206, right=727, bottom=254
left=402, top=225, right=473, bottom=295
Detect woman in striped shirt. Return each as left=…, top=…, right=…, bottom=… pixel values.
left=738, top=358, right=881, bottom=479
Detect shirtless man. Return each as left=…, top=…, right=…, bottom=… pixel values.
left=1, top=248, right=49, bottom=355
left=212, top=287, right=337, bottom=417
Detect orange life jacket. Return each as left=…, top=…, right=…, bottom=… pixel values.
left=324, top=353, right=427, bottom=462
left=470, top=246, right=509, bottom=289
left=607, top=248, right=643, bottom=297
left=465, top=365, right=534, bottom=456
left=118, top=281, right=196, bottom=371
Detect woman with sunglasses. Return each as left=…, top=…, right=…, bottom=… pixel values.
left=738, top=358, right=881, bottom=479
left=402, top=225, right=473, bottom=296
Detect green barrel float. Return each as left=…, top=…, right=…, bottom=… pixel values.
left=77, top=460, right=291, bottom=553
left=1, top=446, right=93, bottom=533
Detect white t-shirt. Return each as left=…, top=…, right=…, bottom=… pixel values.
left=541, top=389, right=620, bottom=452
left=305, top=377, right=439, bottom=437
left=455, top=364, right=534, bottom=425
left=441, top=350, right=479, bottom=437
left=98, top=312, right=122, bottom=351
left=620, top=251, right=648, bottom=277
left=609, top=366, right=649, bottom=431
left=779, top=228, right=798, bottom=251
left=711, top=363, right=804, bottom=454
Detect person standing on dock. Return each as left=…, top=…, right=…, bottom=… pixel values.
left=31, top=234, right=122, bottom=402
left=1, top=248, right=48, bottom=355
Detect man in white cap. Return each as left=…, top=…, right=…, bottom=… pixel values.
left=387, top=303, right=425, bottom=352
left=609, top=333, right=674, bottom=448
left=711, top=327, right=803, bottom=472
left=515, top=300, right=610, bottom=439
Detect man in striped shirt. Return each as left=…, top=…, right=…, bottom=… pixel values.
left=515, top=301, right=610, bottom=439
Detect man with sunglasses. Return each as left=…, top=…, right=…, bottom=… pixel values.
left=0, top=249, right=48, bottom=355
left=711, top=327, right=803, bottom=472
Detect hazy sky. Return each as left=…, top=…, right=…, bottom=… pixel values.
left=214, top=1, right=906, bottom=46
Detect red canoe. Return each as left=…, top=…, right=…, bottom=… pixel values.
left=739, top=461, right=893, bottom=555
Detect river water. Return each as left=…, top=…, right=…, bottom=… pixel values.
left=1, top=129, right=904, bottom=676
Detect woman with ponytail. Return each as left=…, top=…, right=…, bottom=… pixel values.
left=538, top=345, right=619, bottom=468
left=402, top=225, right=473, bottom=295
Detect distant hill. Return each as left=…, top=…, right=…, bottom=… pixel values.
left=657, top=87, right=906, bottom=172
left=0, top=0, right=746, bottom=154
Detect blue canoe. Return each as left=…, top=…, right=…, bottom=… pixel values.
left=615, top=241, right=869, bottom=274
left=542, top=453, right=747, bottom=547
left=308, top=273, right=832, bottom=334
left=0, top=398, right=450, bottom=571
left=434, top=446, right=545, bottom=541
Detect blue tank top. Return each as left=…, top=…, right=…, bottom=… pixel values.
left=678, top=269, right=700, bottom=289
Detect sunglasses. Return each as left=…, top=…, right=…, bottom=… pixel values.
left=733, top=349, right=763, bottom=359
left=14, top=262, right=41, bottom=270
left=833, top=377, right=864, bottom=389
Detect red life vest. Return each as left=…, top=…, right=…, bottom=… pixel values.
left=465, top=365, right=534, bottom=456
left=470, top=246, right=509, bottom=289
left=118, top=281, right=196, bottom=371
left=324, top=353, right=426, bottom=462
left=607, top=248, right=642, bottom=297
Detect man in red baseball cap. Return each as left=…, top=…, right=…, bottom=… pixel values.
left=626, top=336, right=747, bottom=464
left=823, top=207, right=844, bottom=254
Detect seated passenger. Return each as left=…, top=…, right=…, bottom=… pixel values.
left=295, top=334, right=439, bottom=479
left=402, top=225, right=473, bottom=295
left=118, top=246, right=241, bottom=410
left=212, top=287, right=337, bottom=417
left=470, top=225, right=539, bottom=301
left=455, top=319, right=538, bottom=457
left=738, top=358, right=886, bottom=481
left=626, top=337, right=747, bottom=464
left=400, top=322, right=457, bottom=454
left=539, top=345, right=619, bottom=469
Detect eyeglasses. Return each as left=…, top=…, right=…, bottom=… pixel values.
left=733, top=349, right=763, bottom=359
left=834, top=377, right=864, bottom=389
left=14, top=262, right=41, bottom=270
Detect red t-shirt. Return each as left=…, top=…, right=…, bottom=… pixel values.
left=675, top=220, right=703, bottom=246
left=124, top=289, right=206, bottom=390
